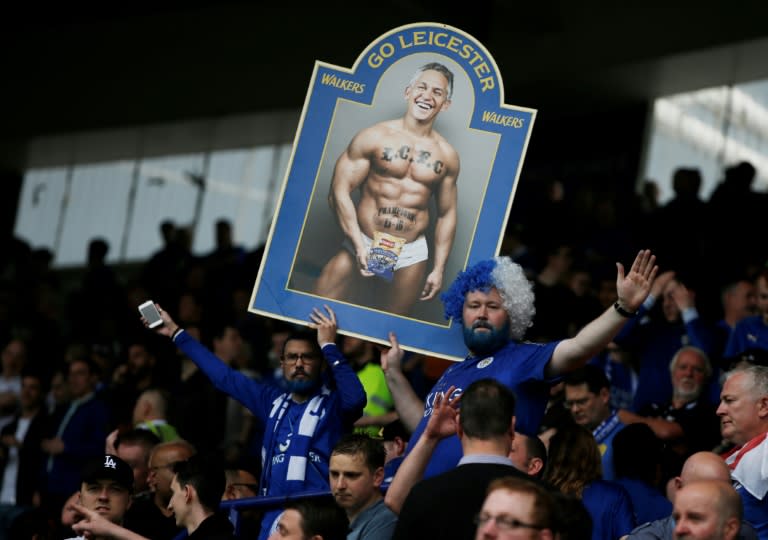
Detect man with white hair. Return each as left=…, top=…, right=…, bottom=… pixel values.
left=617, top=346, right=721, bottom=480
left=718, top=364, right=768, bottom=539
left=383, top=250, right=658, bottom=478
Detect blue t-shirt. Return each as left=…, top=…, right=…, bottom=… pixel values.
left=615, top=477, right=672, bottom=525
left=174, top=332, right=366, bottom=540
left=582, top=480, right=636, bottom=540
left=409, top=339, right=559, bottom=479
left=726, top=316, right=768, bottom=358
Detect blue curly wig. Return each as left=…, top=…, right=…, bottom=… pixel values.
left=440, top=257, right=535, bottom=340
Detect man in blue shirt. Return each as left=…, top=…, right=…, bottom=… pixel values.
left=145, top=305, right=366, bottom=540
left=382, top=250, right=658, bottom=478
left=726, top=270, right=768, bottom=359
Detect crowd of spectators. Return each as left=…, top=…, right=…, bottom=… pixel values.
left=0, top=160, right=766, bottom=539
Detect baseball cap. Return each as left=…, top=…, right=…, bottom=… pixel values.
left=81, top=454, right=134, bottom=491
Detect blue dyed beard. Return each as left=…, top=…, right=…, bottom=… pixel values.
left=285, top=377, right=321, bottom=395
left=462, top=318, right=510, bottom=357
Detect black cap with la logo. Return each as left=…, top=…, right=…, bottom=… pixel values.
left=80, top=454, right=134, bottom=492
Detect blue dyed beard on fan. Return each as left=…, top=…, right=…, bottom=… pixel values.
left=463, top=318, right=511, bottom=357
left=285, top=378, right=321, bottom=395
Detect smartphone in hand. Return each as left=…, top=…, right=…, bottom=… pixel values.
left=138, top=301, right=163, bottom=329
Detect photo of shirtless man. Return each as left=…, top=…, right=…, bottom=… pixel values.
left=313, top=62, right=460, bottom=316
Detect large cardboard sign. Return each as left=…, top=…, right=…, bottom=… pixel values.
left=249, top=22, right=536, bottom=360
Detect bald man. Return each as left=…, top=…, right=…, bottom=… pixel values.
left=123, top=440, right=195, bottom=540
left=625, top=452, right=757, bottom=539
left=672, top=480, right=740, bottom=540
left=132, top=389, right=180, bottom=442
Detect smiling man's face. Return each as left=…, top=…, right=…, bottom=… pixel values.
left=404, top=69, right=451, bottom=122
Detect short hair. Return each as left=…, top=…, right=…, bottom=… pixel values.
left=69, top=356, right=100, bottom=378
left=669, top=345, right=712, bottom=379
left=724, top=364, right=768, bottom=399
left=485, top=476, right=557, bottom=530
left=380, top=419, right=410, bottom=442
left=172, top=454, right=226, bottom=513
left=205, top=320, right=239, bottom=348
left=758, top=268, right=768, bottom=287
left=126, top=335, right=158, bottom=357
left=725, top=160, right=756, bottom=184
left=676, top=480, right=742, bottom=525
left=563, top=365, right=610, bottom=394
left=138, top=388, right=172, bottom=418
left=88, top=238, right=110, bottom=260
left=115, top=429, right=161, bottom=455
left=284, top=496, right=348, bottom=540
left=281, top=329, right=323, bottom=358
left=441, top=257, right=535, bottom=340
left=224, top=456, right=261, bottom=482
left=720, top=277, right=754, bottom=300
left=460, top=379, right=515, bottom=439
left=715, top=481, right=743, bottom=523
left=331, top=433, right=385, bottom=472
left=20, top=369, right=48, bottom=395
left=522, top=434, right=547, bottom=475
left=408, top=62, right=454, bottom=99
left=672, top=167, right=702, bottom=195
left=150, top=439, right=197, bottom=463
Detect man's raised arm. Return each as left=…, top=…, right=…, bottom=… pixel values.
left=328, top=128, right=376, bottom=276
left=421, top=150, right=459, bottom=301
left=547, top=249, right=658, bottom=378
left=381, top=332, right=424, bottom=432
left=384, top=387, right=459, bottom=514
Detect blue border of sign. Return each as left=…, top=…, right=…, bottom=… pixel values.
left=249, top=22, right=536, bottom=361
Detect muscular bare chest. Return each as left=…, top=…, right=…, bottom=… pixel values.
left=370, top=135, right=448, bottom=186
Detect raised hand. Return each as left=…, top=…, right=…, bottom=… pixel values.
left=380, top=332, right=405, bottom=375
left=670, top=281, right=696, bottom=311
left=424, top=385, right=461, bottom=441
left=139, top=304, right=178, bottom=338
left=308, top=305, right=338, bottom=345
left=615, top=249, right=658, bottom=312
left=650, top=269, right=675, bottom=298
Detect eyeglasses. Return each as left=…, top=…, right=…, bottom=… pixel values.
left=282, top=352, right=320, bottom=365
left=474, top=513, right=543, bottom=531
left=563, top=396, right=591, bottom=409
